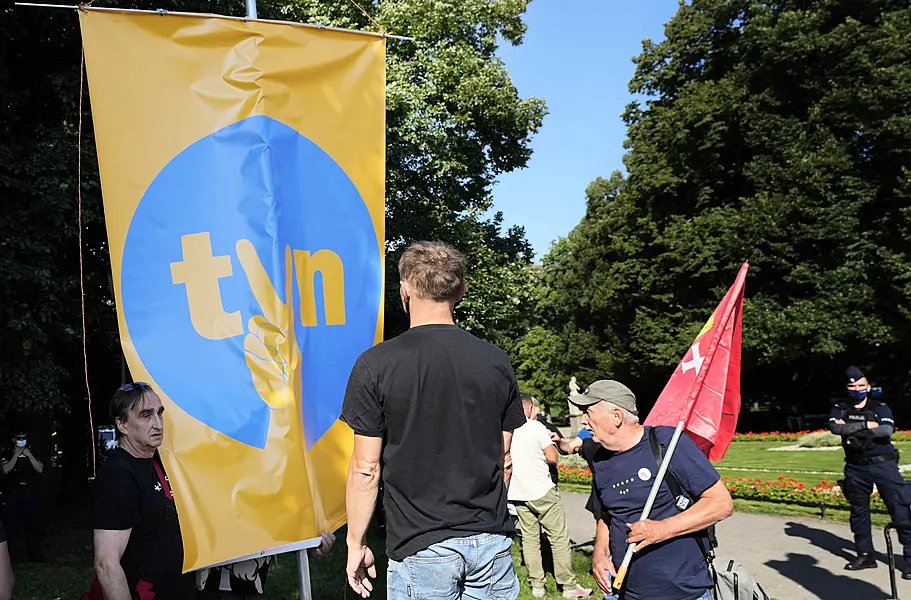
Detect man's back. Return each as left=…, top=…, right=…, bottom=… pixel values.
left=341, top=324, right=526, bottom=560
left=509, top=419, right=556, bottom=502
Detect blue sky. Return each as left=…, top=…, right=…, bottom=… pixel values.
left=491, top=0, right=682, bottom=259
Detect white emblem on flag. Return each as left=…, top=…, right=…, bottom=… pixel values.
left=681, top=342, right=705, bottom=374
left=638, top=468, right=652, bottom=481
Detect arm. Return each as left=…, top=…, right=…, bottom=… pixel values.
left=869, top=423, right=894, bottom=438
left=626, top=479, right=733, bottom=551
left=502, top=431, right=513, bottom=489
left=552, top=433, right=583, bottom=455
left=93, top=529, right=133, bottom=600
left=870, top=404, right=896, bottom=438
left=543, top=444, right=558, bottom=466
left=345, top=434, right=381, bottom=598
left=0, top=454, right=17, bottom=475
left=22, top=449, right=43, bottom=474
left=346, top=435, right=382, bottom=548
left=829, top=420, right=866, bottom=436
left=592, top=518, right=615, bottom=593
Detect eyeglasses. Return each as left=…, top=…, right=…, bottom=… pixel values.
left=119, top=381, right=151, bottom=392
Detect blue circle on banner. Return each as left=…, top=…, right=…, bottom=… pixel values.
left=121, top=115, right=381, bottom=450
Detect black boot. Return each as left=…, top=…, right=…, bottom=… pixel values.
left=902, top=563, right=911, bottom=580
left=845, top=553, right=877, bottom=571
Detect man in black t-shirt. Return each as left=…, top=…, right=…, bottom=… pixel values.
left=93, top=382, right=195, bottom=600
left=341, top=241, right=525, bottom=600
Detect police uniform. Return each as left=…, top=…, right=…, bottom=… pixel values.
left=0, top=443, right=44, bottom=562
left=829, top=366, right=911, bottom=574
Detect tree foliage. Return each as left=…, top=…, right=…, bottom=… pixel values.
left=534, top=0, right=911, bottom=414
left=0, top=0, right=544, bottom=432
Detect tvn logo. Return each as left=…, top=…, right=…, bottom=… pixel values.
left=170, top=232, right=346, bottom=340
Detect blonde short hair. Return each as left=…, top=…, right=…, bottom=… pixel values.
left=398, top=241, right=467, bottom=302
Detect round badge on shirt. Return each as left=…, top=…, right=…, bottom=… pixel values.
left=638, top=467, right=652, bottom=481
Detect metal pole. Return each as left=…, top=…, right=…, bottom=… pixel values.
left=612, top=419, right=687, bottom=591
left=297, top=549, right=312, bottom=600
left=244, top=0, right=256, bottom=19
left=886, top=524, right=899, bottom=599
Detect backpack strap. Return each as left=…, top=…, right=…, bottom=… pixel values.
left=647, top=427, right=718, bottom=556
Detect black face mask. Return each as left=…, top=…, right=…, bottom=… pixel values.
left=848, top=389, right=868, bottom=402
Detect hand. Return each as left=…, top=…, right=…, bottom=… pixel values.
left=346, top=544, right=377, bottom=598
left=592, top=545, right=616, bottom=593
left=867, top=421, right=880, bottom=429
left=237, top=241, right=301, bottom=410
left=550, top=431, right=561, bottom=443
left=310, top=531, right=336, bottom=558
left=626, top=519, right=672, bottom=551
left=835, top=419, right=845, bottom=425
left=22, top=448, right=31, bottom=458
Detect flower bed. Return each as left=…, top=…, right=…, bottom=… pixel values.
left=723, top=475, right=887, bottom=512
left=731, top=431, right=812, bottom=442
left=557, top=464, right=593, bottom=485
left=732, top=430, right=911, bottom=442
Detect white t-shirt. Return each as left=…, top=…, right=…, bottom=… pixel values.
left=508, top=418, right=556, bottom=502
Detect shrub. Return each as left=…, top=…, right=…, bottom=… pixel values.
left=797, top=431, right=841, bottom=448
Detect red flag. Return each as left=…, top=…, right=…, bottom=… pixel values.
left=644, top=262, right=748, bottom=461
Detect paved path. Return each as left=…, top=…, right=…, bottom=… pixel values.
left=560, top=490, right=911, bottom=599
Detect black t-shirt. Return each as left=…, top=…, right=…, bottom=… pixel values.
left=340, top=324, right=526, bottom=561
left=93, top=448, right=195, bottom=600
left=0, top=519, right=5, bottom=544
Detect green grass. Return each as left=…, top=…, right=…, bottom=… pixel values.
left=12, top=524, right=599, bottom=600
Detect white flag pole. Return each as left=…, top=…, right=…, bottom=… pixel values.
left=611, top=419, right=686, bottom=591
left=297, top=548, right=313, bottom=600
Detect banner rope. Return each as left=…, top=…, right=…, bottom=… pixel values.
left=77, top=43, right=97, bottom=479
left=346, top=0, right=390, bottom=36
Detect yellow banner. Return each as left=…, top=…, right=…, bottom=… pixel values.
left=80, top=9, right=385, bottom=570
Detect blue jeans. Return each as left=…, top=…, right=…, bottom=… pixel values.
left=387, top=533, right=520, bottom=600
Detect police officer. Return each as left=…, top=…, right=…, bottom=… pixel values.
left=830, top=366, right=911, bottom=575
left=0, top=432, right=44, bottom=563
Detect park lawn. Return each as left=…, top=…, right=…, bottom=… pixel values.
left=12, top=524, right=598, bottom=600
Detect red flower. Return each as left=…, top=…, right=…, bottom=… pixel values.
left=730, top=485, right=737, bottom=492
left=778, top=475, right=785, bottom=481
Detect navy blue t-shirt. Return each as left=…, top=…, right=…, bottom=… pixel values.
left=592, top=426, right=719, bottom=600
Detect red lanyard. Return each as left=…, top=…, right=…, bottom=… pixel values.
left=152, top=458, right=173, bottom=500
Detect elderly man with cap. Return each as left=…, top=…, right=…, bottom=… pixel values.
left=830, top=366, right=911, bottom=574
left=571, top=380, right=733, bottom=600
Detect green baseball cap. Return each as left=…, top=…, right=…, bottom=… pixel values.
left=569, top=380, right=638, bottom=415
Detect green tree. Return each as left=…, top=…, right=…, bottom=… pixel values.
left=537, top=0, right=911, bottom=415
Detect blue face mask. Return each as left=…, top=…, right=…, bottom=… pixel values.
left=848, top=389, right=868, bottom=402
